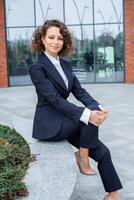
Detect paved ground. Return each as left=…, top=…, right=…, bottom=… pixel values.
left=0, top=83, right=134, bottom=200
left=71, top=84, right=134, bottom=200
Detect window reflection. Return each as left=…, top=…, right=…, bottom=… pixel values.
left=5, top=0, right=124, bottom=84
left=95, top=24, right=124, bottom=82
left=6, top=0, right=34, bottom=27
left=68, top=25, right=94, bottom=82
left=7, top=28, right=36, bottom=86
left=65, top=0, right=93, bottom=24
left=94, top=0, right=123, bottom=23
left=36, top=0, right=63, bottom=25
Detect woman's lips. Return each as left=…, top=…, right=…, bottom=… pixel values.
left=51, top=46, right=60, bottom=50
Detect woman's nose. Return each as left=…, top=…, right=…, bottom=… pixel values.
left=53, top=38, right=58, bottom=44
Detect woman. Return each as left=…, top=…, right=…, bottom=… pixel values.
left=29, top=19, right=122, bottom=200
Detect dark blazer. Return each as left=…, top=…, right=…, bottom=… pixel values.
left=29, top=53, right=100, bottom=140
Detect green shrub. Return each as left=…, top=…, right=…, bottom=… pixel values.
left=0, top=124, right=31, bottom=200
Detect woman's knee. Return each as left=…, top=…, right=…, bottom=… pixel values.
left=82, top=123, right=98, bottom=138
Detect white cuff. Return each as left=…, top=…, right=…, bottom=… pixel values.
left=98, top=105, right=104, bottom=111
left=80, top=107, right=91, bottom=125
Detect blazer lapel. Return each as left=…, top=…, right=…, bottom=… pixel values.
left=38, top=53, right=68, bottom=92
left=60, top=58, right=73, bottom=92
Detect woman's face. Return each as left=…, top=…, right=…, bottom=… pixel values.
left=42, top=26, right=64, bottom=57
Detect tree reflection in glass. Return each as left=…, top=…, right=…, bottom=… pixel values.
left=95, top=24, right=124, bottom=82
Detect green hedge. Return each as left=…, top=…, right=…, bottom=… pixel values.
left=0, top=124, right=31, bottom=200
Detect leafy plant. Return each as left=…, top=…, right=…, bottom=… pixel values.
left=0, top=125, right=31, bottom=200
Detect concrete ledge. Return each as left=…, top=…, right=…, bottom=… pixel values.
left=12, top=115, right=77, bottom=200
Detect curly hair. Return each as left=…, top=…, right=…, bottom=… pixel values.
left=31, top=19, right=73, bottom=56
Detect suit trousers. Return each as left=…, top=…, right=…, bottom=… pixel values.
left=45, top=115, right=123, bottom=192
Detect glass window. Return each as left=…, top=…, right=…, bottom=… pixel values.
left=65, top=0, right=93, bottom=25
left=94, top=0, right=123, bottom=23
left=95, top=24, right=124, bottom=82
left=5, top=0, right=35, bottom=27
left=68, top=25, right=94, bottom=83
left=5, top=0, right=124, bottom=85
left=7, top=28, right=36, bottom=86
left=36, top=0, right=63, bottom=25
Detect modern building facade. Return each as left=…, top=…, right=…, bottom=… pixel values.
left=0, top=0, right=134, bottom=87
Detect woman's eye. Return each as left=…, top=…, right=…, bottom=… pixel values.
left=48, top=36, right=63, bottom=41
left=49, top=36, right=54, bottom=39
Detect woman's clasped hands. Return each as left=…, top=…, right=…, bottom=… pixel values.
left=89, top=109, right=109, bottom=127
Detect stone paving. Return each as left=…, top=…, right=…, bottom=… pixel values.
left=0, top=84, right=134, bottom=200
left=71, top=84, right=134, bottom=200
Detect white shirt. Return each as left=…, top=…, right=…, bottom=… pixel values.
left=44, top=52, right=102, bottom=125
left=44, top=52, right=68, bottom=88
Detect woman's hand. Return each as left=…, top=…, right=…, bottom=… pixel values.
left=89, top=109, right=109, bottom=127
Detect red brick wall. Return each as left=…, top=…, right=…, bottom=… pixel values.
left=0, top=0, right=8, bottom=87
left=124, top=0, right=134, bottom=83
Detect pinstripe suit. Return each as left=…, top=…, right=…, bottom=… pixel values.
left=29, top=53, right=122, bottom=192
left=29, top=53, right=100, bottom=140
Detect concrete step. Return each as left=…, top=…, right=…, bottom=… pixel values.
left=12, top=115, right=78, bottom=200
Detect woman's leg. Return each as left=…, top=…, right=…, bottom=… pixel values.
left=93, top=142, right=122, bottom=200
left=75, top=147, right=97, bottom=175
left=68, top=133, right=123, bottom=199
left=74, top=122, right=99, bottom=175
left=46, top=115, right=122, bottom=198
left=46, top=115, right=123, bottom=197
left=45, top=115, right=98, bottom=175
left=103, top=191, right=120, bottom=200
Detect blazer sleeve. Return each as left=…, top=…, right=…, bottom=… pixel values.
left=29, top=64, right=84, bottom=122
left=71, top=73, right=101, bottom=111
